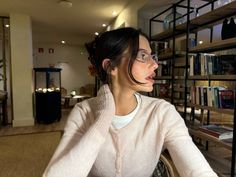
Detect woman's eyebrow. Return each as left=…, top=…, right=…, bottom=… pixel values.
left=138, top=48, right=151, bottom=53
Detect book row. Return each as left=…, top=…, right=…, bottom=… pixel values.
left=190, top=86, right=235, bottom=109
left=150, top=83, right=170, bottom=98
left=189, top=54, right=236, bottom=76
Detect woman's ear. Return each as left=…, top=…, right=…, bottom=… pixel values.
left=102, top=59, right=111, bottom=72
left=102, top=59, right=117, bottom=75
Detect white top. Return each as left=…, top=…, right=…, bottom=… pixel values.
left=112, top=93, right=141, bottom=129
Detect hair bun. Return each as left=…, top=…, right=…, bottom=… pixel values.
left=85, top=39, right=97, bottom=66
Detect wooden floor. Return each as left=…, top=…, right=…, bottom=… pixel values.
left=199, top=143, right=233, bottom=177
left=0, top=108, right=71, bottom=136
left=0, top=108, right=234, bottom=176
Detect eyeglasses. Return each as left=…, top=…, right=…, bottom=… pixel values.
left=136, top=49, right=158, bottom=64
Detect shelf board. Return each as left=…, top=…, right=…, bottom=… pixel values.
left=173, top=99, right=185, bottom=104
left=190, top=1, right=236, bottom=28
left=174, top=76, right=185, bottom=80
left=158, top=51, right=185, bottom=60
left=174, top=62, right=186, bottom=68
left=188, top=75, right=236, bottom=80
left=188, top=128, right=232, bottom=150
left=151, top=24, right=186, bottom=41
left=173, top=87, right=185, bottom=92
left=154, top=76, right=172, bottom=80
left=151, top=1, right=236, bottom=41
left=187, top=102, right=234, bottom=115
left=189, top=37, right=236, bottom=53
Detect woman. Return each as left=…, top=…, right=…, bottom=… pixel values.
left=43, top=27, right=217, bottom=177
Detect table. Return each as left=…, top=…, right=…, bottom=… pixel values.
left=63, top=94, right=91, bottom=108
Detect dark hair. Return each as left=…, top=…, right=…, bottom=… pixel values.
left=85, top=27, right=148, bottom=84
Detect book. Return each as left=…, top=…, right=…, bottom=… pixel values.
left=207, top=87, right=213, bottom=107
left=158, top=84, right=170, bottom=98
left=213, top=86, right=226, bottom=108
left=190, top=86, right=196, bottom=104
left=199, top=124, right=233, bottom=140
left=194, top=54, right=201, bottom=75
left=189, top=55, right=194, bottom=76
left=218, top=90, right=234, bottom=109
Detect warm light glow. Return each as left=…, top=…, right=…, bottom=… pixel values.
left=102, top=23, right=106, bottom=27
left=5, top=24, right=9, bottom=28
left=58, top=0, right=72, bottom=8
left=61, top=40, right=66, bottom=44
left=112, top=11, right=117, bottom=16
left=199, top=40, right=203, bottom=44
left=95, top=32, right=99, bottom=36
left=70, top=90, right=76, bottom=96
left=36, top=87, right=60, bottom=93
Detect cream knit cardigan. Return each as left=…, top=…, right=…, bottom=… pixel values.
left=43, top=84, right=218, bottom=177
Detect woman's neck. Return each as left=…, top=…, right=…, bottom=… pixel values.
left=110, top=85, right=137, bottom=116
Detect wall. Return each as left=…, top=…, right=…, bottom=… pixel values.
left=110, top=0, right=148, bottom=29
left=33, top=43, right=94, bottom=93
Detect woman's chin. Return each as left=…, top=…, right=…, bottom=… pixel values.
left=139, top=84, right=154, bottom=93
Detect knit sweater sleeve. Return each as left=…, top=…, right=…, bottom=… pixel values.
left=42, top=84, right=115, bottom=177
left=160, top=102, right=218, bottom=177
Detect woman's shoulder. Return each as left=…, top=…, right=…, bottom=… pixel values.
left=73, top=97, right=96, bottom=115
left=139, top=93, right=173, bottom=109
left=66, top=98, right=97, bottom=129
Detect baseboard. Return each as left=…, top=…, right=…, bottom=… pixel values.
left=12, top=117, right=35, bottom=127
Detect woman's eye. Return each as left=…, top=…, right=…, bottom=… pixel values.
left=141, top=53, right=148, bottom=60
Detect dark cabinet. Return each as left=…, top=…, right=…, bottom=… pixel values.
left=34, top=68, right=62, bottom=123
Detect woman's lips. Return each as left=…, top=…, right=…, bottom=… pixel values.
left=145, top=73, right=156, bottom=83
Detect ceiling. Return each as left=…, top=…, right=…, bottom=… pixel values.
left=0, top=0, right=175, bottom=45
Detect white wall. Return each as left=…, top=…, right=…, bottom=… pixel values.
left=110, top=0, right=148, bottom=29
left=33, top=43, right=94, bottom=93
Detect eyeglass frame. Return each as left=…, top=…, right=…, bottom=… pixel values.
left=135, top=49, right=158, bottom=64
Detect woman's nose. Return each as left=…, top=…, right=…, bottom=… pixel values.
left=150, top=58, right=158, bottom=70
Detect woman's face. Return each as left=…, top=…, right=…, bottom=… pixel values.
left=114, top=35, right=158, bottom=93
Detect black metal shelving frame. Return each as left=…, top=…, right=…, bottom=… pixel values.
left=149, top=1, right=236, bottom=176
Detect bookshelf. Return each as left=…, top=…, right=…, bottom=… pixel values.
left=151, top=1, right=236, bottom=42
left=189, top=37, right=236, bottom=53
left=188, top=102, right=234, bottom=115
left=149, top=0, right=191, bottom=115
left=149, top=0, right=236, bottom=176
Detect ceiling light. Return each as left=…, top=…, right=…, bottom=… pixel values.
left=95, top=32, right=99, bottom=36
left=112, top=11, right=117, bottom=16
left=58, top=0, right=72, bottom=8
left=5, top=24, right=9, bottom=28
left=102, top=24, right=106, bottom=27
left=61, top=40, right=66, bottom=44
